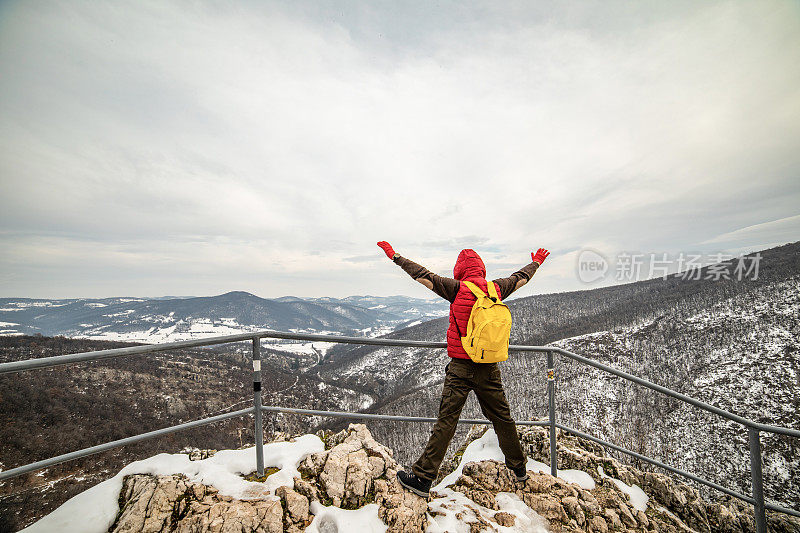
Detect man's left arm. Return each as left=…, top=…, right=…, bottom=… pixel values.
left=493, top=248, right=549, bottom=299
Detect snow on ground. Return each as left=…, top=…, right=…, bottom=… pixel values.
left=526, top=460, right=595, bottom=490
left=434, top=430, right=595, bottom=492
left=0, top=301, right=64, bottom=309
left=427, top=489, right=548, bottom=533
left=79, top=321, right=264, bottom=343
left=307, top=502, right=387, bottom=533
left=262, top=340, right=336, bottom=357
left=358, top=324, right=396, bottom=337
left=21, top=430, right=624, bottom=533
left=598, top=466, right=648, bottom=512
left=102, top=310, right=136, bottom=318
left=0, top=321, right=23, bottom=335
left=494, top=492, right=550, bottom=532
left=22, top=435, right=324, bottom=533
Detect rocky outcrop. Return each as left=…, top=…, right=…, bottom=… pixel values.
left=109, top=473, right=285, bottom=532
left=447, top=460, right=669, bottom=532
left=440, top=425, right=799, bottom=533
left=297, top=422, right=429, bottom=532
left=276, top=486, right=313, bottom=532
left=110, top=424, right=428, bottom=533
left=108, top=424, right=799, bottom=532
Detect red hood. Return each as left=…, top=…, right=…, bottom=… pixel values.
left=453, top=249, right=486, bottom=281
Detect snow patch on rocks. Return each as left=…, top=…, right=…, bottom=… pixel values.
left=21, top=423, right=800, bottom=533
left=21, top=435, right=323, bottom=533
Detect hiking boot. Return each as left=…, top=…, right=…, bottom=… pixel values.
left=397, top=470, right=431, bottom=498
left=510, top=465, right=529, bottom=482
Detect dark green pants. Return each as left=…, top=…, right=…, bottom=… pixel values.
left=411, top=358, right=526, bottom=482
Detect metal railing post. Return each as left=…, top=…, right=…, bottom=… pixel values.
left=748, top=426, right=767, bottom=533
left=547, top=350, right=557, bottom=477
left=252, top=338, right=265, bottom=477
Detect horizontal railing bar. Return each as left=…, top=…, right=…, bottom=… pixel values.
left=555, top=423, right=755, bottom=504
left=558, top=423, right=800, bottom=517
left=765, top=502, right=800, bottom=519
left=1, top=397, right=797, bottom=519
left=0, top=330, right=449, bottom=374
left=260, top=405, right=550, bottom=427
left=748, top=421, right=800, bottom=438
left=555, top=348, right=800, bottom=438
left=0, top=404, right=548, bottom=482
left=0, top=407, right=255, bottom=482
left=255, top=330, right=448, bottom=349
left=0, top=332, right=264, bottom=373
left=0, top=330, right=560, bottom=375
left=0, top=330, right=795, bottom=438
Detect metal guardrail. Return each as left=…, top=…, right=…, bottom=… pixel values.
left=0, top=330, right=798, bottom=531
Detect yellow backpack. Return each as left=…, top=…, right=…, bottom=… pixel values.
left=460, top=280, right=513, bottom=363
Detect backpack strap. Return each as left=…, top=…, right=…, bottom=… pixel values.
left=451, top=306, right=463, bottom=338
left=462, top=280, right=486, bottom=299
left=486, top=280, right=500, bottom=301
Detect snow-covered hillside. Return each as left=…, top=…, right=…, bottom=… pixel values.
left=550, top=277, right=800, bottom=509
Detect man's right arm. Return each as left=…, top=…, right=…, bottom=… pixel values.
left=377, top=241, right=460, bottom=301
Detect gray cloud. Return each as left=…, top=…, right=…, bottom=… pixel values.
left=1, top=0, right=798, bottom=298
left=343, top=254, right=381, bottom=263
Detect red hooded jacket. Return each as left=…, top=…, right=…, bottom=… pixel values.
left=447, top=249, right=501, bottom=359
left=392, top=249, right=539, bottom=360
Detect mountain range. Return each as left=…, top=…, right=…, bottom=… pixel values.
left=0, top=292, right=450, bottom=343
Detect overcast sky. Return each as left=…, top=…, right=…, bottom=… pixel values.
left=1, top=0, right=799, bottom=300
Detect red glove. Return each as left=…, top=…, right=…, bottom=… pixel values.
left=532, top=248, right=550, bottom=265
left=377, top=241, right=396, bottom=259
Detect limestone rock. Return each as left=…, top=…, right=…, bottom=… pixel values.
left=109, top=474, right=283, bottom=533
left=376, top=474, right=429, bottom=533
left=179, top=446, right=217, bottom=461
left=276, top=485, right=311, bottom=531
left=293, top=477, right=320, bottom=502
left=518, top=425, right=800, bottom=533
left=603, top=508, right=623, bottom=530
left=105, top=424, right=800, bottom=533
left=589, top=515, right=609, bottom=533
left=298, top=424, right=428, bottom=533
left=493, top=511, right=516, bottom=526
left=297, top=423, right=392, bottom=508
